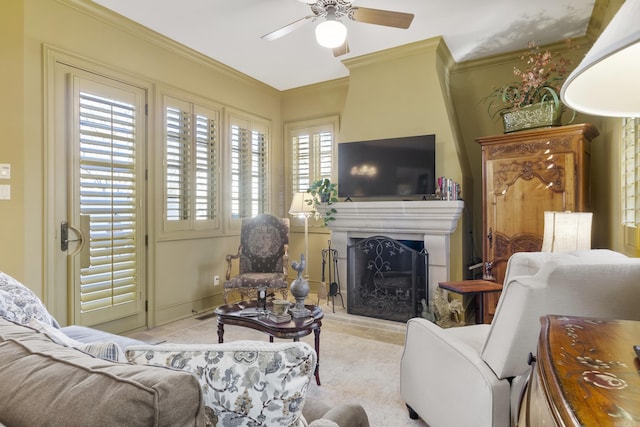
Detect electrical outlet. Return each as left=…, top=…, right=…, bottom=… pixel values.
left=213, top=275, right=220, bottom=286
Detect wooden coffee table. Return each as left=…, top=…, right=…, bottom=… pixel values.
left=215, top=302, right=323, bottom=385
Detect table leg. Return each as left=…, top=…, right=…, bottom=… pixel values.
left=314, top=328, right=321, bottom=386
left=217, top=321, right=224, bottom=344
left=476, top=293, right=485, bottom=324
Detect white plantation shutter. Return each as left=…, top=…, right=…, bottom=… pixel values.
left=250, top=128, right=267, bottom=215
left=166, top=105, right=190, bottom=222
left=77, top=91, right=138, bottom=316
left=290, top=121, right=336, bottom=194
left=623, top=117, right=640, bottom=226
left=163, top=95, right=219, bottom=232
left=292, top=134, right=311, bottom=193
left=230, top=114, right=268, bottom=219
left=195, top=111, right=217, bottom=221
left=622, top=117, right=640, bottom=255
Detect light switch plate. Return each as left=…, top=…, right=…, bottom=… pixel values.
left=0, top=164, right=10, bottom=180
left=0, top=184, right=10, bottom=200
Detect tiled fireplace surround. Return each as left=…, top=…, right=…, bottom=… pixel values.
left=326, top=200, right=464, bottom=307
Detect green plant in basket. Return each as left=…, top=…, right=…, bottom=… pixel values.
left=306, top=178, right=338, bottom=227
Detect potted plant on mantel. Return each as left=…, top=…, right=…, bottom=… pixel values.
left=483, top=40, right=578, bottom=133
left=306, top=178, right=338, bottom=227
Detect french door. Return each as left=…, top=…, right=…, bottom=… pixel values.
left=52, top=62, right=147, bottom=330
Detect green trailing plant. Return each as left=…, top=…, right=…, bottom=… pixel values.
left=306, top=178, right=338, bottom=227
left=483, top=40, right=577, bottom=120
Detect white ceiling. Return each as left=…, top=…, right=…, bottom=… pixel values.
left=91, top=0, right=596, bottom=91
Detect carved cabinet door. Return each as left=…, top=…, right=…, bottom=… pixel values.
left=486, top=150, right=576, bottom=283
left=476, top=124, right=598, bottom=322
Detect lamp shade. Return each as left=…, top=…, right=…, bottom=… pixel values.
left=289, top=192, right=314, bottom=217
left=541, top=211, right=593, bottom=253
left=315, top=19, right=347, bottom=48
left=561, top=0, right=640, bottom=117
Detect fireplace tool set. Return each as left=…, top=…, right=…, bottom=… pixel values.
left=321, top=240, right=344, bottom=313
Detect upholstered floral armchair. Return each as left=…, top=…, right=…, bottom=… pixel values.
left=224, top=214, right=290, bottom=303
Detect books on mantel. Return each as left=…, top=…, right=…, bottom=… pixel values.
left=436, top=176, right=461, bottom=200
left=268, top=313, right=292, bottom=323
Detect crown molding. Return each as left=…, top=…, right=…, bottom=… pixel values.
left=282, top=77, right=349, bottom=97
left=57, top=0, right=278, bottom=94
left=342, top=37, right=451, bottom=71
left=452, top=35, right=592, bottom=75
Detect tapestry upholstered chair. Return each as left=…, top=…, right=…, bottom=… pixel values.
left=400, top=249, right=640, bottom=427
left=224, top=213, right=290, bottom=303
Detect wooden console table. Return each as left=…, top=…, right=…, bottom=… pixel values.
left=519, top=315, right=640, bottom=426
left=438, top=279, right=503, bottom=324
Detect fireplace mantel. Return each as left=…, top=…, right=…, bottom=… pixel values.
left=326, top=200, right=464, bottom=306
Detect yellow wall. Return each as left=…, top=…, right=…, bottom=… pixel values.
left=1, top=0, right=631, bottom=330
left=449, top=0, right=624, bottom=256
left=282, top=80, right=349, bottom=291
left=282, top=39, right=471, bottom=289
left=339, top=39, right=468, bottom=281
left=15, top=0, right=285, bottom=327
left=0, top=1, right=25, bottom=283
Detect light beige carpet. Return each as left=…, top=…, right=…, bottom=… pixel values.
left=127, top=302, right=429, bottom=427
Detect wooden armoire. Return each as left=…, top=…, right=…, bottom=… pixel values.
left=476, top=123, right=599, bottom=322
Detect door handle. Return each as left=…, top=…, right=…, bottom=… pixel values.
left=61, top=215, right=90, bottom=268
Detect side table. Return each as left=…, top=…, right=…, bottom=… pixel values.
left=215, top=302, right=323, bottom=385
left=439, top=279, right=503, bottom=324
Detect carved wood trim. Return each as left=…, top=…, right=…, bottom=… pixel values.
left=487, top=137, right=572, bottom=158
left=493, top=158, right=565, bottom=195
left=494, top=232, right=542, bottom=258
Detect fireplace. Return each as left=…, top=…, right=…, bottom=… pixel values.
left=347, top=236, right=428, bottom=322
left=326, top=200, right=464, bottom=318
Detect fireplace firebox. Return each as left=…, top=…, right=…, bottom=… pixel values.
left=347, top=236, right=428, bottom=322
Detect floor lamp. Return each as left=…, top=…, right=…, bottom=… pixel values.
left=288, top=192, right=315, bottom=278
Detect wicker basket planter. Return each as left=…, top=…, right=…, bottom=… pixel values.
left=501, top=101, right=563, bottom=133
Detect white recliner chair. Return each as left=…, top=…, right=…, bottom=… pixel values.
left=400, top=249, right=640, bottom=427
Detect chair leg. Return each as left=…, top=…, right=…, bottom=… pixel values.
left=406, top=404, right=419, bottom=420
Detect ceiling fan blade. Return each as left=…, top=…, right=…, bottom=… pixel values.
left=261, top=15, right=314, bottom=41
left=349, top=7, right=414, bottom=29
left=333, top=39, right=350, bottom=57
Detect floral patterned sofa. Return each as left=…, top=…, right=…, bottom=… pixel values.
left=0, top=272, right=369, bottom=427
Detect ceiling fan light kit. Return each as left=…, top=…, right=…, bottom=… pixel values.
left=262, top=0, right=414, bottom=56
left=315, top=9, right=347, bottom=48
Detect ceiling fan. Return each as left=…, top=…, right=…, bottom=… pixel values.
left=261, top=0, right=415, bottom=57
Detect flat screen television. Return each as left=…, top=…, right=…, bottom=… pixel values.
left=338, top=134, right=436, bottom=199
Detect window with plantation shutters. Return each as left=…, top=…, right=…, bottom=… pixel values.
left=163, top=95, right=219, bottom=232
left=622, top=117, right=640, bottom=255
left=230, top=113, right=269, bottom=219
left=292, top=129, right=334, bottom=194
left=77, top=90, right=140, bottom=320
left=286, top=115, right=338, bottom=201
left=622, top=117, right=640, bottom=227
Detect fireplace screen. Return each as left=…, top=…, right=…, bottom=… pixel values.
left=347, top=235, right=428, bottom=322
